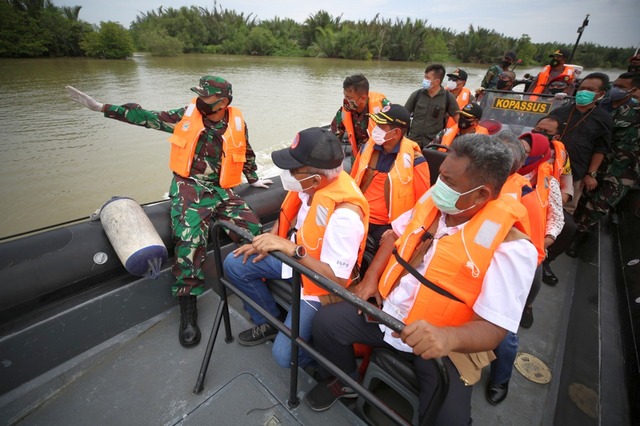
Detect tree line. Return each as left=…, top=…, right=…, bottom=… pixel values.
left=0, top=0, right=634, bottom=69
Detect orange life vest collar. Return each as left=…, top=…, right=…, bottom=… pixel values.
left=352, top=137, right=426, bottom=222
left=378, top=194, right=528, bottom=327
left=168, top=100, right=246, bottom=187
left=342, top=92, right=386, bottom=155
left=440, top=124, right=489, bottom=148
left=277, top=171, right=370, bottom=296
left=531, top=65, right=576, bottom=95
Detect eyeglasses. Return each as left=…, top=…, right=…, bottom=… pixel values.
left=448, top=77, right=460, bottom=82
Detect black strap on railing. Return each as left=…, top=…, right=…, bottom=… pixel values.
left=392, top=248, right=464, bottom=304
left=194, top=220, right=450, bottom=426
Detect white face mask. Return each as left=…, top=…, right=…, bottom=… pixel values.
left=280, top=169, right=319, bottom=192
left=446, top=80, right=458, bottom=90
left=370, top=125, right=390, bottom=145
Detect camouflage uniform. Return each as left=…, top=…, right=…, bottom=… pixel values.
left=481, top=64, right=503, bottom=89
left=103, top=76, right=262, bottom=296
left=574, top=101, right=640, bottom=231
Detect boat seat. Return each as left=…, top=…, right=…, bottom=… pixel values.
left=356, top=347, right=421, bottom=425
left=422, top=145, right=448, bottom=186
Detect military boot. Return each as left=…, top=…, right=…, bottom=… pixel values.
left=178, top=295, right=201, bottom=347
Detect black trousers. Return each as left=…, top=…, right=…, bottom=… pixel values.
left=546, top=209, right=577, bottom=262
left=312, top=302, right=473, bottom=425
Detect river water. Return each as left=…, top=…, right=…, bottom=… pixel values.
left=0, top=54, right=624, bottom=238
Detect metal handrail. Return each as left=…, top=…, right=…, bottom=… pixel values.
left=194, top=220, right=450, bottom=425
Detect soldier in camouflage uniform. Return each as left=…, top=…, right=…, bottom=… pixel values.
left=570, top=72, right=640, bottom=254
left=481, top=51, right=516, bottom=89
left=66, top=76, right=272, bottom=348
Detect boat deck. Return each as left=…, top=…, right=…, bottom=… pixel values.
left=0, top=253, right=587, bottom=426
left=1, top=192, right=636, bottom=425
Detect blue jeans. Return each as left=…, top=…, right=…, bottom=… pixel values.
left=223, top=251, right=320, bottom=368
left=223, top=252, right=283, bottom=326
left=272, top=299, right=321, bottom=368
left=490, top=331, right=519, bottom=385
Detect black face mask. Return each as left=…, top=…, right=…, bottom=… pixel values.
left=550, top=59, right=560, bottom=67
left=497, top=80, right=511, bottom=90
left=629, top=64, right=640, bottom=73
left=501, top=60, right=512, bottom=68
left=458, top=116, right=472, bottom=129
left=549, top=87, right=564, bottom=95
left=196, top=97, right=224, bottom=116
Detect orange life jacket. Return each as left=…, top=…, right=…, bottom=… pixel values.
left=446, top=87, right=472, bottom=128
left=530, top=65, right=576, bottom=95
left=342, top=92, right=386, bottom=155
left=378, top=194, right=529, bottom=327
left=522, top=163, right=553, bottom=264
left=550, top=139, right=569, bottom=181
left=439, top=124, right=489, bottom=148
left=276, top=171, right=370, bottom=296
left=500, top=173, right=545, bottom=263
left=351, top=137, right=427, bottom=223
left=168, top=101, right=246, bottom=188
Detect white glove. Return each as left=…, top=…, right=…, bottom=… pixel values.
left=65, top=85, right=104, bottom=112
left=251, top=178, right=273, bottom=189
left=554, top=92, right=568, bottom=100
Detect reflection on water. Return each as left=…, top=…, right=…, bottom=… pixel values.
left=0, top=54, right=624, bottom=237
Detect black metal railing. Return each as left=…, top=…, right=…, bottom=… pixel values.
left=194, top=221, right=449, bottom=425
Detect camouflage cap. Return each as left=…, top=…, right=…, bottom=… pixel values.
left=191, top=76, right=232, bottom=98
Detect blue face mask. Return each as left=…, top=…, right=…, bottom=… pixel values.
left=422, top=79, right=432, bottom=90
left=575, top=90, right=597, bottom=106
left=431, top=176, right=483, bottom=215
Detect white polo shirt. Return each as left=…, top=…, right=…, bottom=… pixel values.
left=282, top=192, right=365, bottom=301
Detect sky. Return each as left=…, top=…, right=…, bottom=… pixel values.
left=53, top=0, right=639, bottom=49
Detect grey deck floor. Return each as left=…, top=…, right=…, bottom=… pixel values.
left=0, top=254, right=580, bottom=426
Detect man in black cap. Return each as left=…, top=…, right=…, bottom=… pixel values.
left=481, top=51, right=517, bottom=89
left=351, top=104, right=431, bottom=245
left=435, top=102, right=489, bottom=147
left=66, top=76, right=272, bottom=348
left=445, top=68, right=474, bottom=128
left=223, top=127, right=369, bottom=368
left=529, top=48, right=577, bottom=95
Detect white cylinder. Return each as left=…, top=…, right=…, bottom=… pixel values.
left=100, top=197, right=168, bottom=277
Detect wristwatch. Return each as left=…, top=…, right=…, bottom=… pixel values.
left=292, top=245, right=307, bottom=260
left=588, top=171, right=597, bottom=178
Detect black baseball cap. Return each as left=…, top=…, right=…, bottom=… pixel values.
left=271, top=127, right=344, bottom=170
left=446, top=68, right=468, bottom=81
left=459, top=102, right=483, bottom=120
left=504, top=51, right=517, bottom=61
left=369, top=104, right=410, bottom=129
left=549, top=49, right=570, bottom=58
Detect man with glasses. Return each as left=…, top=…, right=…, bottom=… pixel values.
left=405, top=63, right=460, bottom=148
left=331, top=74, right=390, bottom=159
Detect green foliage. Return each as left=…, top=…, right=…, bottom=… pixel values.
left=246, top=27, right=277, bottom=55
left=136, top=28, right=183, bottom=56
left=0, top=1, right=48, bottom=56
left=80, top=21, right=133, bottom=59
left=0, top=1, right=633, bottom=68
